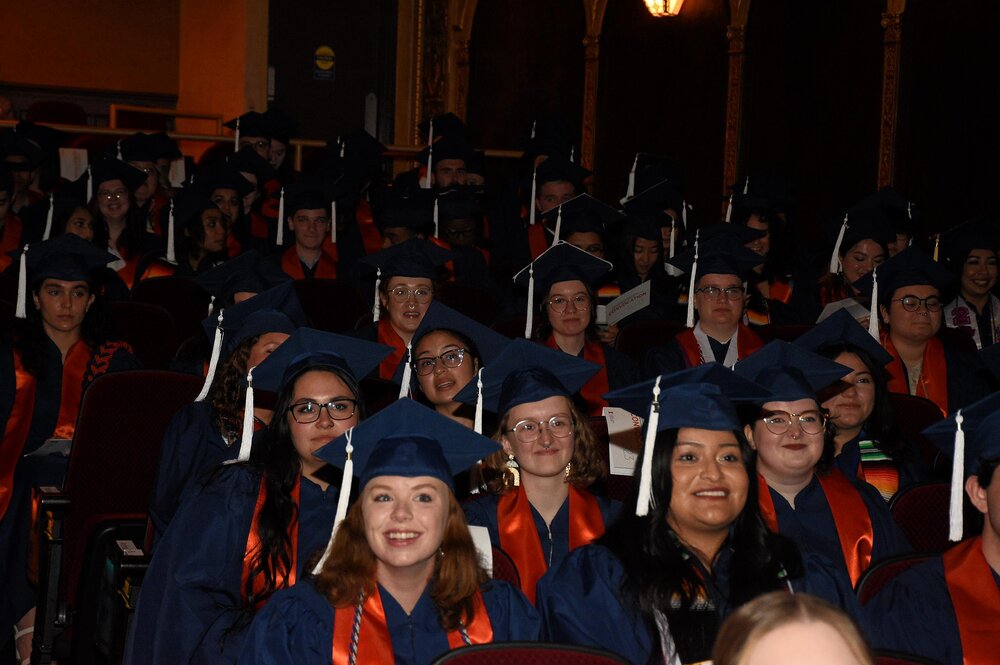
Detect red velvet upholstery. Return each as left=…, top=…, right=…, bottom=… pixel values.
left=889, top=482, right=952, bottom=554
left=875, top=650, right=945, bottom=665
left=104, top=301, right=180, bottom=369
left=856, top=553, right=933, bottom=606
left=131, top=276, right=212, bottom=342
left=490, top=546, right=520, bottom=589
left=614, top=319, right=686, bottom=364
left=436, top=282, right=502, bottom=326
left=294, top=279, right=367, bottom=333
left=430, top=642, right=630, bottom=665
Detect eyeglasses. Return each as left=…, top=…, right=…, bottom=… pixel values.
left=444, top=226, right=476, bottom=238
left=760, top=410, right=826, bottom=435
left=240, top=139, right=271, bottom=150
left=695, top=286, right=745, bottom=300
left=139, top=167, right=157, bottom=176
left=98, top=189, right=128, bottom=202
left=288, top=399, right=358, bottom=423
left=547, top=294, right=590, bottom=313
left=413, top=348, right=467, bottom=375
left=508, top=415, right=575, bottom=443
left=388, top=286, right=433, bottom=304
left=892, top=295, right=943, bottom=312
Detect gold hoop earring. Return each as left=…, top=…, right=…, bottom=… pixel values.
left=506, top=454, right=520, bottom=487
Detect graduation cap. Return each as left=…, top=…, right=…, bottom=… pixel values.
left=195, top=281, right=307, bottom=402
left=0, top=129, right=45, bottom=169
left=631, top=155, right=684, bottom=198
left=621, top=177, right=685, bottom=216
left=262, top=108, right=298, bottom=144
left=159, top=187, right=219, bottom=263
left=310, top=398, right=500, bottom=572
left=728, top=174, right=794, bottom=216
left=733, top=340, right=852, bottom=403
left=536, top=194, right=625, bottom=247
left=512, top=240, right=613, bottom=338
left=416, top=134, right=474, bottom=169
left=453, top=337, right=600, bottom=423
left=436, top=187, right=480, bottom=223
left=193, top=249, right=291, bottom=306
left=148, top=132, right=182, bottom=160
left=358, top=238, right=453, bottom=322
left=921, top=391, right=1000, bottom=541
left=14, top=234, right=117, bottom=319
left=117, top=132, right=159, bottom=163
left=524, top=114, right=575, bottom=159
left=227, top=145, right=277, bottom=183
left=853, top=187, right=916, bottom=238
left=623, top=212, right=668, bottom=242
left=792, top=308, right=893, bottom=366
left=19, top=190, right=83, bottom=243
left=332, top=129, right=387, bottom=180
left=89, top=157, right=147, bottom=194
left=224, top=111, right=272, bottom=140
left=524, top=156, right=591, bottom=227
left=198, top=163, right=256, bottom=197
left=13, top=121, right=65, bottom=157
left=939, top=217, right=1000, bottom=271
left=604, top=365, right=770, bottom=515
left=418, top=112, right=467, bottom=142
left=391, top=301, right=511, bottom=414
left=375, top=187, right=434, bottom=234
left=827, top=205, right=896, bottom=275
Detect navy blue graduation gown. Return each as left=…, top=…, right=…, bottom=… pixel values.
left=463, top=492, right=621, bottom=575
left=238, top=577, right=541, bottom=664
left=863, top=554, right=1000, bottom=665
left=124, top=466, right=338, bottom=665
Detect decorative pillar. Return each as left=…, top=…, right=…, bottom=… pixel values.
left=581, top=0, right=609, bottom=171
left=421, top=0, right=449, bottom=134
left=877, top=0, right=906, bottom=187
left=721, top=0, right=750, bottom=217
left=446, top=0, right=478, bottom=121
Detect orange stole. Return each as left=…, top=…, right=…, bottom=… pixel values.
left=356, top=199, right=383, bottom=256
left=757, top=472, right=874, bottom=587
left=497, top=485, right=605, bottom=604
left=882, top=333, right=948, bottom=415
left=543, top=336, right=609, bottom=416
left=675, top=324, right=764, bottom=368
left=332, top=587, right=493, bottom=665
left=377, top=320, right=406, bottom=380
left=0, top=353, right=37, bottom=520
left=241, top=475, right=300, bottom=609
left=943, top=536, right=1000, bottom=665
left=0, top=212, right=24, bottom=271
left=527, top=223, right=548, bottom=260
left=280, top=246, right=338, bottom=279
left=428, top=236, right=457, bottom=281
left=51, top=341, right=91, bottom=441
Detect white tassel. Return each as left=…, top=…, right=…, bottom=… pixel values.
left=569, top=145, right=575, bottom=163
left=636, top=376, right=662, bottom=517
left=116, top=140, right=123, bottom=160
left=372, top=268, right=382, bottom=322
left=474, top=368, right=484, bottom=434
left=42, top=194, right=54, bottom=241
left=166, top=199, right=176, bottom=263
left=86, top=165, right=93, bottom=202
left=625, top=153, right=639, bottom=199
left=669, top=218, right=676, bottom=258
left=339, top=138, right=345, bottom=159
left=868, top=266, right=880, bottom=339
left=685, top=231, right=700, bottom=328
left=276, top=187, right=285, bottom=247
left=948, top=411, right=965, bottom=542
left=530, top=120, right=537, bottom=139
left=195, top=310, right=224, bottom=401
left=313, top=428, right=354, bottom=574
left=234, top=117, right=240, bottom=152
left=528, top=169, right=537, bottom=226
left=14, top=245, right=28, bottom=319
left=397, top=342, right=413, bottom=400
left=681, top=200, right=688, bottom=229
left=551, top=205, right=562, bottom=247
left=231, top=367, right=256, bottom=463
left=422, top=119, right=434, bottom=190
left=933, top=234, right=941, bottom=262
left=207, top=295, right=215, bottom=318
left=743, top=176, right=749, bottom=195
left=830, top=214, right=848, bottom=273
left=331, top=200, right=337, bottom=244
left=524, top=263, right=535, bottom=339
left=724, top=193, right=733, bottom=223
left=433, top=197, right=439, bottom=238
left=907, top=201, right=912, bottom=220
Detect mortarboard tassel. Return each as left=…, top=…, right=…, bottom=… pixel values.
left=234, top=117, right=240, bottom=152
left=276, top=187, right=285, bottom=247
left=195, top=310, right=225, bottom=401
left=313, top=427, right=355, bottom=574
left=829, top=214, right=849, bottom=274
left=530, top=120, right=537, bottom=139
left=116, top=140, right=123, bottom=160
left=907, top=201, right=912, bottom=220
left=948, top=410, right=965, bottom=542
left=433, top=196, right=439, bottom=238
left=206, top=295, right=215, bottom=318
left=669, top=218, right=677, bottom=259
left=933, top=233, right=940, bottom=262
left=232, top=367, right=256, bottom=462
left=569, top=145, right=575, bottom=163
left=724, top=193, right=733, bottom=223
left=665, top=219, right=682, bottom=278
left=372, top=268, right=382, bottom=322
left=625, top=153, right=639, bottom=199
left=681, top=200, right=689, bottom=230
left=685, top=231, right=700, bottom=328
left=422, top=119, right=434, bottom=190
left=14, top=245, right=28, bottom=319
left=42, top=194, right=54, bottom=241
left=473, top=368, right=484, bottom=435
left=166, top=198, right=176, bottom=263
left=635, top=375, right=662, bottom=517
left=397, top=342, right=413, bottom=400
left=868, top=267, right=880, bottom=339
left=551, top=205, right=562, bottom=247
left=524, top=263, right=535, bottom=339
left=339, top=138, right=345, bottom=159
left=743, top=176, right=749, bottom=195
left=528, top=168, right=538, bottom=226
left=331, top=199, right=337, bottom=244
left=86, top=165, right=93, bottom=202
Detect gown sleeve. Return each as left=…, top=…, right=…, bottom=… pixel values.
left=238, top=581, right=335, bottom=665
left=480, top=578, right=542, bottom=641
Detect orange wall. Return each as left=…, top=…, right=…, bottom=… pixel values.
left=0, top=1, right=180, bottom=94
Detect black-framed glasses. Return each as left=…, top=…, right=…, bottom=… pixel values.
left=508, top=414, right=575, bottom=443
left=760, top=410, right=826, bottom=435
left=98, top=189, right=128, bottom=202
left=695, top=286, right=745, bottom=300
left=413, top=348, right=468, bottom=376
left=389, top=286, right=433, bottom=304
left=288, top=399, right=358, bottom=423
left=892, top=295, right=943, bottom=312
left=547, top=294, right=590, bottom=313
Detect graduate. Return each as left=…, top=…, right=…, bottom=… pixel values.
left=537, top=366, right=824, bottom=665
left=855, top=246, right=992, bottom=414
left=135, top=187, right=230, bottom=280
left=734, top=341, right=911, bottom=591
left=198, top=161, right=262, bottom=257
left=523, top=157, right=591, bottom=260
left=814, top=203, right=895, bottom=310
left=275, top=184, right=339, bottom=280
left=794, top=309, right=927, bottom=501
left=0, top=234, right=141, bottom=662
left=864, top=393, right=1000, bottom=665
left=239, top=399, right=540, bottom=665
left=643, top=227, right=765, bottom=377
left=124, top=329, right=391, bottom=664
left=456, top=339, right=616, bottom=603
left=118, top=132, right=170, bottom=234
left=514, top=240, right=640, bottom=416
left=939, top=218, right=1000, bottom=349
left=148, top=282, right=306, bottom=541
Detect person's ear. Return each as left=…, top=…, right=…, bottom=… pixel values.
left=879, top=303, right=890, bottom=325
left=965, top=475, right=989, bottom=515
left=743, top=423, right=757, bottom=450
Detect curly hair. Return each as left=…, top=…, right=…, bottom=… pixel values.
left=206, top=335, right=259, bottom=445
left=312, top=486, right=487, bottom=631
left=479, top=397, right=607, bottom=494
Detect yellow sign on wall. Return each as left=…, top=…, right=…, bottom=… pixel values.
left=314, top=45, right=336, bottom=80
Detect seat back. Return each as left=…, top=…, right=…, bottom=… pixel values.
left=430, top=642, right=630, bottom=665
left=615, top=319, right=686, bottom=363
left=874, top=650, right=946, bottom=665
left=294, top=279, right=367, bottom=333
left=855, top=553, right=933, bottom=605
left=131, top=276, right=211, bottom=342
left=60, top=370, right=202, bottom=605
left=103, top=301, right=179, bottom=369
left=490, top=546, right=520, bottom=588
left=886, top=393, right=944, bottom=469
left=888, top=482, right=951, bottom=553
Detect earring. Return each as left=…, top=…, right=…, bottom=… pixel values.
left=564, top=462, right=572, bottom=478
left=506, top=454, right=520, bottom=487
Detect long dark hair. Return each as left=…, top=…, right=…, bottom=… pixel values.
left=533, top=280, right=600, bottom=343
left=616, top=232, right=666, bottom=282
left=230, top=363, right=367, bottom=631
left=90, top=189, right=148, bottom=258
left=599, top=427, right=800, bottom=663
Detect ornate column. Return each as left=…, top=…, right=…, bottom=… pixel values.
left=580, top=0, right=609, bottom=171
left=877, top=0, right=906, bottom=187
left=446, top=0, right=477, bottom=120
left=420, top=0, right=449, bottom=135
left=721, top=0, right=751, bottom=217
